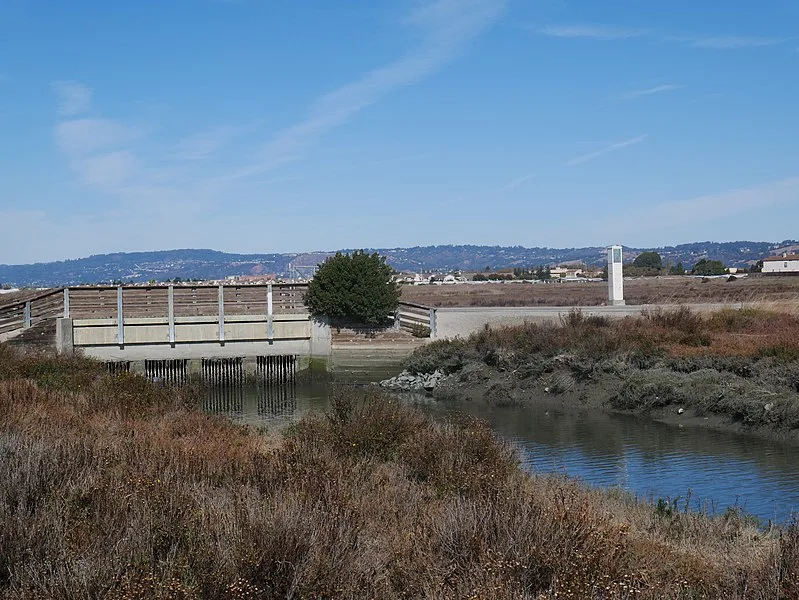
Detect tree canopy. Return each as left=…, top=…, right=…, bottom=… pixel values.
left=305, top=251, right=400, bottom=325
left=692, top=259, right=727, bottom=276
left=632, top=251, right=663, bottom=270
left=669, top=262, right=685, bottom=275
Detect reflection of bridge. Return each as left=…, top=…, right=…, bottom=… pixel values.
left=203, top=383, right=300, bottom=422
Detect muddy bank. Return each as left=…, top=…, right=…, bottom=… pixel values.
left=401, top=308, right=799, bottom=443
left=422, top=359, right=799, bottom=443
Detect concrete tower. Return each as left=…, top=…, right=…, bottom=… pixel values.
left=607, top=245, right=625, bottom=306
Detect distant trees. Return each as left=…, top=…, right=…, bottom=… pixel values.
left=692, top=259, right=727, bottom=276
left=305, top=251, right=400, bottom=325
left=477, top=266, right=551, bottom=282
left=632, top=251, right=663, bottom=270
left=669, top=262, right=685, bottom=275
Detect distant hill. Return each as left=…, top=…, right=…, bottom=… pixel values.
left=0, top=241, right=794, bottom=287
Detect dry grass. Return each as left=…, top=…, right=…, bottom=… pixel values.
left=447, top=306, right=799, bottom=361
left=407, top=307, right=799, bottom=432
left=401, top=276, right=799, bottom=308
left=2, top=345, right=799, bottom=598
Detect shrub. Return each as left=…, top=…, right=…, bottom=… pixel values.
left=693, top=259, right=727, bottom=276
left=632, top=251, right=663, bottom=270
left=403, top=339, right=471, bottom=374
left=410, top=323, right=431, bottom=338
left=1, top=347, right=798, bottom=598
left=305, top=251, right=400, bottom=325
left=641, top=306, right=703, bottom=332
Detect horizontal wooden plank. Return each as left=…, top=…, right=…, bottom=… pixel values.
left=0, top=311, right=24, bottom=323
left=398, top=301, right=432, bottom=311
left=397, top=308, right=430, bottom=318
left=398, top=313, right=429, bottom=322
left=0, top=314, right=23, bottom=326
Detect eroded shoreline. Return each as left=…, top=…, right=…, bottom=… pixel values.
left=397, top=306, right=799, bottom=444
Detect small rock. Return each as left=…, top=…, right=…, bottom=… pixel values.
left=764, top=402, right=775, bottom=412
left=677, top=408, right=685, bottom=414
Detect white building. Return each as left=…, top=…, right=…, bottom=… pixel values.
left=762, top=254, right=799, bottom=274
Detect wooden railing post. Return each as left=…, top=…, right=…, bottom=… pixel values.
left=218, top=284, right=225, bottom=344
left=429, top=307, right=437, bottom=339
left=63, top=288, right=70, bottom=318
left=23, top=301, right=31, bottom=329
left=168, top=285, right=175, bottom=346
left=117, top=286, right=124, bottom=347
left=267, top=283, right=274, bottom=340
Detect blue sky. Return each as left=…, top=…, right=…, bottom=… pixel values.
left=1, top=0, right=797, bottom=264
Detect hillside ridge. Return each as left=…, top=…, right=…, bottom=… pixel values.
left=1, top=240, right=793, bottom=287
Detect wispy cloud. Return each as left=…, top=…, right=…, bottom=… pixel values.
left=52, top=81, right=92, bottom=116
left=171, top=122, right=265, bottom=161
left=538, top=24, right=648, bottom=40
left=564, top=134, right=647, bottom=167
left=55, top=117, right=143, bottom=190
left=55, top=118, right=140, bottom=156
left=224, top=0, right=507, bottom=181
left=538, top=25, right=784, bottom=51
left=619, top=84, right=682, bottom=101
left=494, top=172, right=536, bottom=192
left=608, top=177, right=799, bottom=235
left=677, top=35, right=783, bottom=49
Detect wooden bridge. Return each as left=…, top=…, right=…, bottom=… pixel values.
left=0, top=284, right=436, bottom=380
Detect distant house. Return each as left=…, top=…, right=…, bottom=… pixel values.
left=550, top=265, right=584, bottom=279
left=762, top=254, right=799, bottom=274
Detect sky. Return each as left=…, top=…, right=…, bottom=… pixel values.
left=0, top=0, right=797, bottom=264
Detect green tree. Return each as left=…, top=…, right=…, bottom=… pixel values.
left=669, top=261, right=685, bottom=275
left=632, top=251, right=663, bottom=270
left=692, top=259, right=727, bottom=276
left=305, top=251, right=400, bottom=325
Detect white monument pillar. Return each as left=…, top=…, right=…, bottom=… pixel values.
left=608, top=245, right=625, bottom=306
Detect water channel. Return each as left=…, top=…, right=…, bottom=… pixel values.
left=202, top=377, right=799, bottom=525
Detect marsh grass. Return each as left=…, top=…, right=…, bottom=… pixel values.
left=2, top=346, right=799, bottom=598
left=401, top=276, right=799, bottom=309
left=407, top=307, right=799, bottom=432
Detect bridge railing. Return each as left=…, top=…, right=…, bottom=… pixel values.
left=0, top=288, right=66, bottom=339
left=65, top=283, right=309, bottom=320
left=396, top=301, right=437, bottom=338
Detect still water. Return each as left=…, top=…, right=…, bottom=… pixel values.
left=202, top=380, right=799, bottom=524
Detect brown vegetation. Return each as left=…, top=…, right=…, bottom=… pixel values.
left=2, top=345, right=799, bottom=598
left=406, top=307, right=799, bottom=433
left=401, top=276, right=799, bottom=308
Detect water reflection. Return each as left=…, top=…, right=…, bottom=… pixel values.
left=202, top=383, right=330, bottom=430
left=201, top=384, right=799, bottom=524
left=432, top=402, right=799, bottom=523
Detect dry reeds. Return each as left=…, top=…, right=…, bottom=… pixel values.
left=1, top=345, right=798, bottom=598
